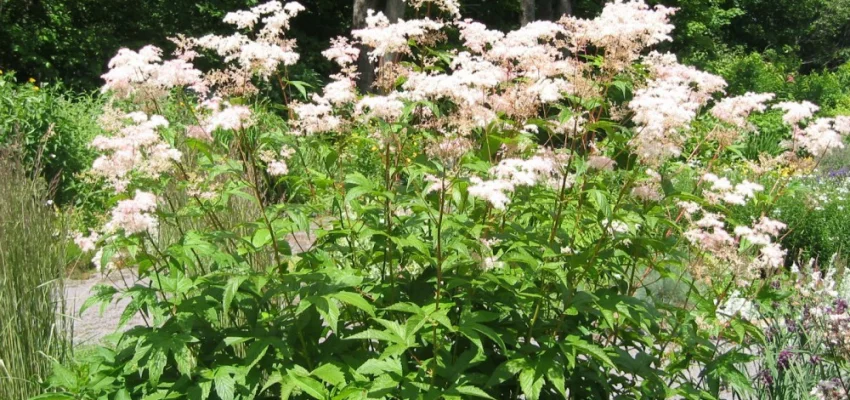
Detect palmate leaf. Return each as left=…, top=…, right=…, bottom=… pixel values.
left=79, top=283, right=118, bottom=316
left=546, top=366, right=567, bottom=399
left=146, top=348, right=168, bottom=385
left=356, top=357, right=403, bottom=376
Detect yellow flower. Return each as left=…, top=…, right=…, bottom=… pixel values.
left=0, top=69, right=4, bottom=75
left=28, top=77, right=36, bottom=83
left=371, top=146, right=377, bottom=151
left=33, top=86, right=40, bottom=92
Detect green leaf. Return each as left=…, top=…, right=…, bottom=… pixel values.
left=546, top=367, right=567, bottom=399
left=214, top=370, right=236, bottom=400
left=331, top=291, right=375, bottom=317
left=519, top=369, right=544, bottom=400
left=252, top=228, right=272, bottom=248
left=222, top=276, right=247, bottom=316
left=452, top=385, right=495, bottom=399
left=311, top=363, right=345, bottom=386
left=28, top=394, right=75, bottom=400
left=287, top=80, right=312, bottom=100
left=561, top=335, right=615, bottom=369
left=147, top=348, right=168, bottom=385
left=48, top=361, right=77, bottom=389
left=79, top=284, right=118, bottom=316
left=312, top=296, right=341, bottom=332
left=115, top=388, right=132, bottom=400
left=289, top=373, right=327, bottom=399
left=173, top=345, right=195, bottom=376
left=588, top=189, right=611, bottom=218
left=469, top=322, right=507, bottom=354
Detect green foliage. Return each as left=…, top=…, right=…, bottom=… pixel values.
left=34, top=95, right=770, bottom=400
left=0, top=71, right=105, bottom=205
left=22, top=1, right=850, bottom=399
left=771, top=176, right=850, bottom=262
left=0, top=0, right=265, bottom=88
left=0, top=153, right=71, bottom=400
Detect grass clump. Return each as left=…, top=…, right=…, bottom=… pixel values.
left=0, top=151, right=70, bottom=400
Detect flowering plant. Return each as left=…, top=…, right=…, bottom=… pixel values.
left=38, top=1, right=850, bottom=399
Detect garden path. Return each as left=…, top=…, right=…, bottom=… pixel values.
left=65, top=229, right=317, bottom=346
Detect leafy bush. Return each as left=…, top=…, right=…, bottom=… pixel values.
left=32, top=1, right=850, bottom=399
left=0, top=71, right=104, bottom=205
left=771, top=175, right=850, bottom=263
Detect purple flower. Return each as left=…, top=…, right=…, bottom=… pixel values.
left=777, top=349, right=794, bottom=371
left=758, top=369, right=774, bottom=386
left=834, top=299, right=848, bottom=315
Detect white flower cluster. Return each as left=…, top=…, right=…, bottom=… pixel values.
left=810, top=379, right=848, bottom=400
left=352, top=10, right=444, bottom=61
left=733, top=217, right=787, bottom=269
left=629, top=52, right=727, bottom=165
left=91, top=111, right=181, bottom=192
left=260, top=146, right=295, bottom=176
left=72, top=231, right=100, bottom=252
left=792, top=116, right=850, bottom=157
left=101, top=45, right=205, bottom=98
left=710, top=92, right=775, bottom=128
left=702, top=173, right=764, bottom=206
left=468, top=154, right=563, bottom=210
left=196, top=1, right=305, bottom=79
left=104, top=191, right=159, bottom=236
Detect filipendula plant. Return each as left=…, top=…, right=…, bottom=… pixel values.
left=33, top=0, right=850, bottom=399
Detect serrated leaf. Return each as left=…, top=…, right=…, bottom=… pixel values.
left=519, top=369, right=544, bottom=400
left=214, top=370, right=236, bottom=400
left=546, top=367, right=566, bottom=399
left=289, top=373, right=327, bottom=399
left=311, top=363, right=345, bottom=386
left=223, top=276, right=246, bottom=316
left=48, top=361, right=77, bottom=389
left=331, top=291, right=375, bottom=317
left=453, top=385, right=495, bottom=399
left=147, top=348, right=167, bottom=385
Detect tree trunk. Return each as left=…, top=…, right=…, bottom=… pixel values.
left=520, top=0, right=535, bottom=25
left=536, top=0, right=553, bottom=21
left=384, top=0, right=405, bottom=22
left=556, top=0, right=573, bottom=18
left=380, top=0, right=406, bottom=91
left=353, top=0, right=377, bottom=92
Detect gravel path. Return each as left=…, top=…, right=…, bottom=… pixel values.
left=65, top=230, right=318, bottom=346
left=65, top=269, right=147, bottom=346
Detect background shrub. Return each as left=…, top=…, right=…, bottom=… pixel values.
left=0, top=72, right=103, bottom=204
